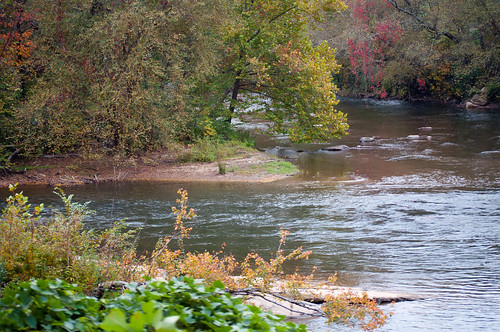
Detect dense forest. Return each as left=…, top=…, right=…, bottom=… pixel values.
left=1, top=0, right=498, bottom=160
left=315, top=0, right=499, bottom=102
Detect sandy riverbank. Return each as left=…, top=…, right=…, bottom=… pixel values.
left=0, top=149, right=298, bottom=188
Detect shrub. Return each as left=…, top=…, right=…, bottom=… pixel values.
left=0, top=185, right=138, bottom=292
left=179, top=138, right=255, bottom=163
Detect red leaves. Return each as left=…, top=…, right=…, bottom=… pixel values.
left=347, top=0, right=401, bottom=96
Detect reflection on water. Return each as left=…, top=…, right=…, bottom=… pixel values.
left=2, top=98, right=499, bottom=331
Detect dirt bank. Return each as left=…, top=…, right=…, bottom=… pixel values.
left=0, top=150, right=298, bottom=188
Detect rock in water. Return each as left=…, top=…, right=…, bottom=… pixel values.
left=360, top=137, right=375, bottom=143
left=322, top=145, right=350, bottom=151
left=418, top=127, right=433, bottom=132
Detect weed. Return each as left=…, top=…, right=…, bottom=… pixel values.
left=218, top=161, right=226, bottom=174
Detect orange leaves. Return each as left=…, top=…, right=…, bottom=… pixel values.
left=323, top=290, right=389, bottom=331
left=0, top=5, right=36, bottom=68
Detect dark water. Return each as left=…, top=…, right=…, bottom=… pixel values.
left=2, top=98, right=499, bottom=331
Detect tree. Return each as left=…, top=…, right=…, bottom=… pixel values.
left=0, top=0, right=36, bottom=141
left=12, top=0, right=230, bottom=154
left=313, top=0, right=499, bottom=101
left=212, top=0, right=349, bottom=143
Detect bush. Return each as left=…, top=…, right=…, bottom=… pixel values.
left=179, top=138, right=255, bottom=163
left=0, top=278, right=307, bottom=332
left=0, top=185, right=138, bottom=292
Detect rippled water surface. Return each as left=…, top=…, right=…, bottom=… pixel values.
left=3, top=99, right=499, bottom=331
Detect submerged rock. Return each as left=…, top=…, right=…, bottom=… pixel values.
left=407, top=135, right=432, bottom=141
left=441, top=142, right=459, bottom=147
left=418, top=126, right=433, bottom=132
left=479, top=150, right=500, bottom=155
left=322, top=145, right=350, bottom=151
left=360, top=136, right=375, bottom=143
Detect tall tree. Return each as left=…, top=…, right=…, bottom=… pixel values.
left=0, top=0, right=36, bottom=138
left=214, top=0, right=349, bottom=143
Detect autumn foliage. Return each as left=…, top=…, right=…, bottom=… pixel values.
left=0, top=187, right=387, bottom=330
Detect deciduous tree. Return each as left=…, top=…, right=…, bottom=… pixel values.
left=213, top=0, right=350, bottom=143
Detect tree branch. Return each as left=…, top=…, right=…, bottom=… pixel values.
left=247, top=5, right=298, bottom=43
left=385, top=0, right=459, bottom=43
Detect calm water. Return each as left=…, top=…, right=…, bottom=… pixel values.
left=2, top=98, right=499, bottom=331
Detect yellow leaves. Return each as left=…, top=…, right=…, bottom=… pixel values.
left=200, top=117, right=217, bottom=137
left=323, top=290, right=388, bottom=331
left=171, top=188, right=196, bottom=240
left=297, top=0, right=347, bottom=21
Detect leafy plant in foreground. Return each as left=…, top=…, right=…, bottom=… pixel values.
left=0, top=279, right=101, bottom=331
left=0, top=278, right=306, bottom=332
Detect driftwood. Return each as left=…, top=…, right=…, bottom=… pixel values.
left=90, top=280, right=423, bottom=320
left=232, top=285, right=423, bottom=319
left=231, top=288, right=324, bottom=319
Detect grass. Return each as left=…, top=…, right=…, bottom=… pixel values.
left=251, top=161, right=299, bottom=175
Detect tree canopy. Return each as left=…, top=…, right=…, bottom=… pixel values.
left=0, top=0, right=349, bottom=158
left=314, top=0, right=499, bottom=102
left=216, top=0, right=349, bottom=142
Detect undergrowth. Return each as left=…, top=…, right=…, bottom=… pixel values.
left=178, top=138, right=255, bottom=163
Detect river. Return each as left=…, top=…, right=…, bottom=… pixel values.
left=2, top=98, right=499, bottom=331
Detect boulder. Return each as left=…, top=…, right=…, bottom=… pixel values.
left=471, top=91, right=489, bottom=106
left=466, top=101, right=480, bottom=109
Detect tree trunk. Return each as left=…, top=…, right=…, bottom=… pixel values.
left=228, top=77, right=241, bottom=123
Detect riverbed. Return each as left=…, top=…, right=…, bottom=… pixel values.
left=2, top=98, right=499, bottom=331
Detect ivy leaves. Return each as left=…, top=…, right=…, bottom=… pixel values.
left=0, top=278, right=307, bottom=331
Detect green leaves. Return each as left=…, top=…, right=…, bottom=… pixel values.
left=0, top=278, right=306, bottom=331
left=0, top=279, right=101, bottom=331
left=218, top=0, right=349, bottom=143
left=100, top=307, right=182, bottom=332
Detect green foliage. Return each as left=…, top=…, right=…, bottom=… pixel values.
left=104, top=278, right=306, bottom=332
left=484, top=81, right=500, bottom=103
left=0, top=279, right=101, bottom=331
left=218, top=161, right=227, bottom=175
left=0, top=278, right=306, bottom=332
left=0, top=185, right=137, bottom=292
left=180, top=138, right=255, bottom=163
left=4, top=0, right=231, bottom=155
left=211, top=0, right=349, bottom=142
left=0, top=0, right=351, bottom=155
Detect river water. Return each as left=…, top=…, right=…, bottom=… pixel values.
left=3, top=98, right=499, bottom=331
